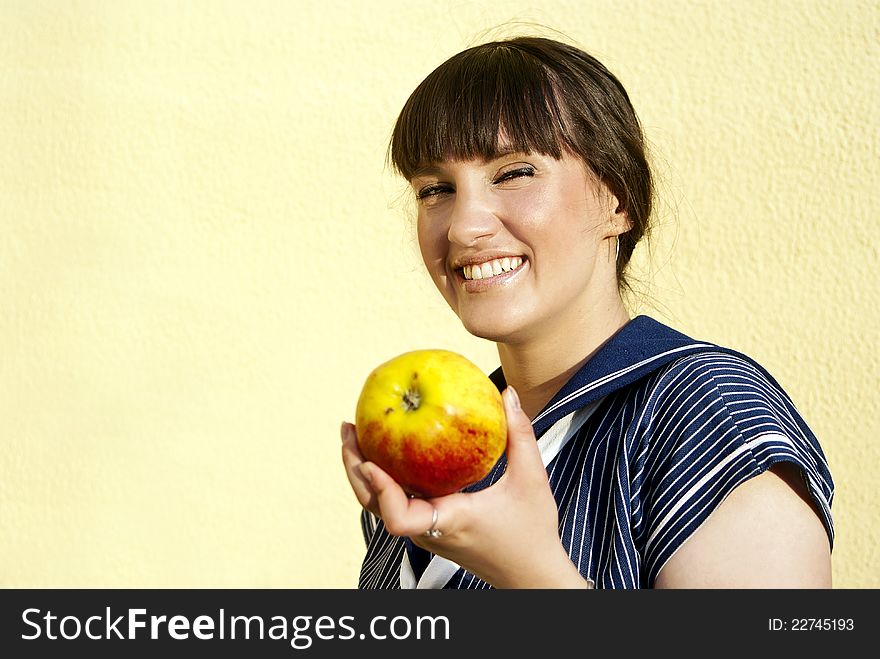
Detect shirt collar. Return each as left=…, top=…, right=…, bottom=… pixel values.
left=488, top=315, right=716, bottom=438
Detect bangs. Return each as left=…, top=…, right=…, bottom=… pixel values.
left=390, top=44, right=572, bottom=179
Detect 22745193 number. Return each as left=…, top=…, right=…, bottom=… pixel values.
left=769, top=618, right=854, bottom=631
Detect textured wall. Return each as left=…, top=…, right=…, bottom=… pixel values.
left=1, top=0, right=877, bottom=587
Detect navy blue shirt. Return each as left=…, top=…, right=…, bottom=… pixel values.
left=357, top=316, right=834, bottom=589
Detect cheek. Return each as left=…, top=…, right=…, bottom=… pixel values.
left=416, top=218, right=447, bottom=280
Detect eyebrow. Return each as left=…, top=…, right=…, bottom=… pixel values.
left=493, top=144, right=525, bottom=157
left=409, top=163, right=446, bottom=179
left=409, top=146, right=531, bottom=180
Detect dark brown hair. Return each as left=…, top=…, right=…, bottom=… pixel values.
left=389, top=36, right=652, bottom=291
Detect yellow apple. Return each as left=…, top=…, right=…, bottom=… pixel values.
left=355, top=349, right=507, bottom=498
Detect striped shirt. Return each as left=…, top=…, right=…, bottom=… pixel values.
left=357, top=316, right=834, bottom=589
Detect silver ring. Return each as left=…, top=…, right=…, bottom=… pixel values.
left=422, top=506, right=442, bottom=538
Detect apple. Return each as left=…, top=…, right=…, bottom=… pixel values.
left=355, top=349, right=507, bottom=498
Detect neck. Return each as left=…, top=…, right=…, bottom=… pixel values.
left=496, top=299, right=631, bottom=420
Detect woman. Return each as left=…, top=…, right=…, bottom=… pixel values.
left=340, top=36, right=833, bottom=588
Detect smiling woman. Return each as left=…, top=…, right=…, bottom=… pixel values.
left=340, top=36, right=834, bottom=589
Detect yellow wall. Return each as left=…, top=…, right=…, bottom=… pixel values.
left=2, top=0, right=877, bottom=588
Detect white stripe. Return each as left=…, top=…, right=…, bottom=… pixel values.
left=399, top=550, right=416, bottom=589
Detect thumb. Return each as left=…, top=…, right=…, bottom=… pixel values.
left=502, top=386, right=545, bottom=478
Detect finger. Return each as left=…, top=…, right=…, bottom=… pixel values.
left=501, top=386, right=547, bottom=485
left=340, top=422, right=379, bottom=514
left=360, top=463, right=436, bottom=538
left=409, top=492, right=471, bottom=549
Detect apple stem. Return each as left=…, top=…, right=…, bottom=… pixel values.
left=402, top=388, right=421, bottom=412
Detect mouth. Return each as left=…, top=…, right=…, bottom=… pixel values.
left=460, top=256, right=524, bottom=281
left=453, top=256, right=528, bottom=291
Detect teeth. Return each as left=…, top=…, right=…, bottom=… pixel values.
left=462, top=256, right=523, bottom=281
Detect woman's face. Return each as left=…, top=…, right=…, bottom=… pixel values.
left=412, top=148, right=625, bottom=345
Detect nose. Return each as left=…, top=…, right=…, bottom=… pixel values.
left=446, top=185, right=499, bottom=246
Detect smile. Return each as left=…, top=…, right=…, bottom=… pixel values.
left=461, top=256, right=524, bottom=281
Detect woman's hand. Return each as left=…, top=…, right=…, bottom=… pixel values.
left=341, top=386, right=591, bottom=588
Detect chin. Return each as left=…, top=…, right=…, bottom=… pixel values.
left=443, top=292, right=536, bottom=344
left=457, top=311, right=530, bottom=344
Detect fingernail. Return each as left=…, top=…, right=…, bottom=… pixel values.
left=359, top=463, right=374, bottom=484
left=507, top=386, right=521, bottom=411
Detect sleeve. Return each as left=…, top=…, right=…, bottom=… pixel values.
left=639, top=351, right=834, bottom=586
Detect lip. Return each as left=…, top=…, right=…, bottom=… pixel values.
left=453, top=257, right=528, bottom=293
left=451, top=251, right=527, bottom=269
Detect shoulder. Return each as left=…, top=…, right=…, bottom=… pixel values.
left=642, top=349, right=801, bottom=434
left=653, top=349, right=779, bottom=397
left=636, top=347, right=826, bottom=473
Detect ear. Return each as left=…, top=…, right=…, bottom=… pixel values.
left=607, top=194, right=632, bottom=237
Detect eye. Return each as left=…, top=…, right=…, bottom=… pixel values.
left=416, top=183, right=453, bottom=202
left=493, top=165, right=535, bottom=185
